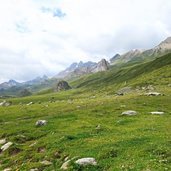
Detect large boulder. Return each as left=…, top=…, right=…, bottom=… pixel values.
left=55, top=81, right=71, bottom=92
left=75, top=158, right=97, bottom=166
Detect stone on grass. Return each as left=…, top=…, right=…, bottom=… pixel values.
left=150, top=111, right=164, bottom=115
left=121, top=110, right=137, bottom=116
left=30, top=168, right=38, bottom=171
left=27, top=102, right=33, bottom=106
left=40, top=160, right=52, bottom=166
left=0, top=139, right=6, bottom=145
left=75, top=158, right=97, bottom=166
left=145, top=92, right=162, bottom=96
left=3, top=168, right=12, bottom=171
left=0, top=101, right=12, bottom=107
left=61, top=159, right=71, bottom=170
left=35, top=120, right=47, bottom=126
left=1, top=142, right=13, bottom=152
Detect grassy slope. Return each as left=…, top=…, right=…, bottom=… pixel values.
left=0, top=53, right=171, bottom=170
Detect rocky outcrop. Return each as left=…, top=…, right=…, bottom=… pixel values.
left=92, top=59, right=109, bottom=73
left=55, top=81, right=71, bottom=91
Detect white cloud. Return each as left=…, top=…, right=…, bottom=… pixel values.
left=0, top=0, right=171, bottom=82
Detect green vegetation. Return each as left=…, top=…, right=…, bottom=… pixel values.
left=0, top=53, right=171, bottom=170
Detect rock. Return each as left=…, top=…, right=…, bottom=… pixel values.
left=150, top=111, right=164, bottom=115
left=92, top=59, right=109, bottom=73
left=121, top=110, right=137, bottom=116
left=27, top=102, right=33, bottom=106
left=0, top=100, right=12, bottom=107
left=3, top=168, right=12, bottom=171
left=116, top=87, right=132, bottom=95
left=0, top=139, right=6, bottom=145
left=35, top=120, right=47, bottom=126
left=40, top=160, right=52, bottom=166
left=30, top=168, right=38, bottom=171
left=55, top=81, right=71, bottom=92
left=145, top=92, right=162, bottom=96
left=1, top=142, right=13, bottom=152
left=61, top=159, right=71, bottom=170
left=75, top=158, right=97, bottom=166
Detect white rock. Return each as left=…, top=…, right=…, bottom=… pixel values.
left=30, top=168, right=38, bottom=171
left=35, top=120, right=47, bottom=126
left=150, top=111, right=164, bottom=115
left=61, top=159, right=71, bottom=170
left=1, top=142, right=13, bottom=152
left=40, top=160, right=52, bottom=165
left=145, top=92, right=162, bottom=96
left=121, top=110, right=137, bottom=116
left=0, top=139, right=6, bottom=145
left=75, top=158, right=97, bottom=166
left=3, top=168, right=12, bottom=171
left=27, top=102, right=33, bottom=106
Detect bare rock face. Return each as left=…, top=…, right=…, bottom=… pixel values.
left=92, top=59, right=109, bottom=73
left=56, top=81, right=71, bottom=92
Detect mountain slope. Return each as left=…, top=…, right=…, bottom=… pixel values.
left=111, top=37, right=171, bottom=64
left=71, top=53, right=171, bottom=91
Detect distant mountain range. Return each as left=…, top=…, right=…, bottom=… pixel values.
left=110, top=36, right=171, bottom=64
left=54, top=59, right=109, bottom=79
left=0, top=36, right=171, bottom=96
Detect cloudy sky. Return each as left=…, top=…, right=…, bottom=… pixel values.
left=0, top=0, right=171, bottom=83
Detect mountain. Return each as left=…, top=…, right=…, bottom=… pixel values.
left=54, top=59, right=110, bottom=79
left=110, top=54, right=120, bottom=63
left=92, top=59, right=109, bottom=73
left=0, top=79, right=20, bottom=90
left=55, top=61, right=97, bottom=78
left=24, top=75, right=48, bottom=85
left=111, top=36, right=171, bottom=64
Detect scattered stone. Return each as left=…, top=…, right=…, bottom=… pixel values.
left=61, top=159, right=71, bottom=170
left=30, top=169, right=38, bottom=171
left=3, top=168, right=12, bottom=171
left=121, top=110, right=137, bottom=116
left=27, top=102, right=33, bottom=106
left=150, top=111, right=165, bottom=115
left=29, top=142, right=37, bottom=147
left=40, top=160, right=52, bottom=166
left=1, top=142, right=13, bottom=152
left=54, top=151, right=61, bottom=158
left=0, top=139, right=6, bottom=145
left=145, top=92, right=162, bottom=96
left=116, top=87, right=132, bottom=96
left=0, top=101, right=12, bottom=107
left=75, top=158, right=97, bottom=166
left=35, top=120, right=47, bottom=126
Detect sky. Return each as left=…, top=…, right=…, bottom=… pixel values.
left=0, top=0, right=171, bottom=83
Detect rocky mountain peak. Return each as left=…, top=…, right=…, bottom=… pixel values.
left=92, top=59, right=109, bottom=73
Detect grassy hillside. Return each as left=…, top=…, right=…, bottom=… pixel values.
left=0, top=53, right=171, bottom=170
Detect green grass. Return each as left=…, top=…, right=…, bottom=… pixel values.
left=0, top=53, right=171, bottom=170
